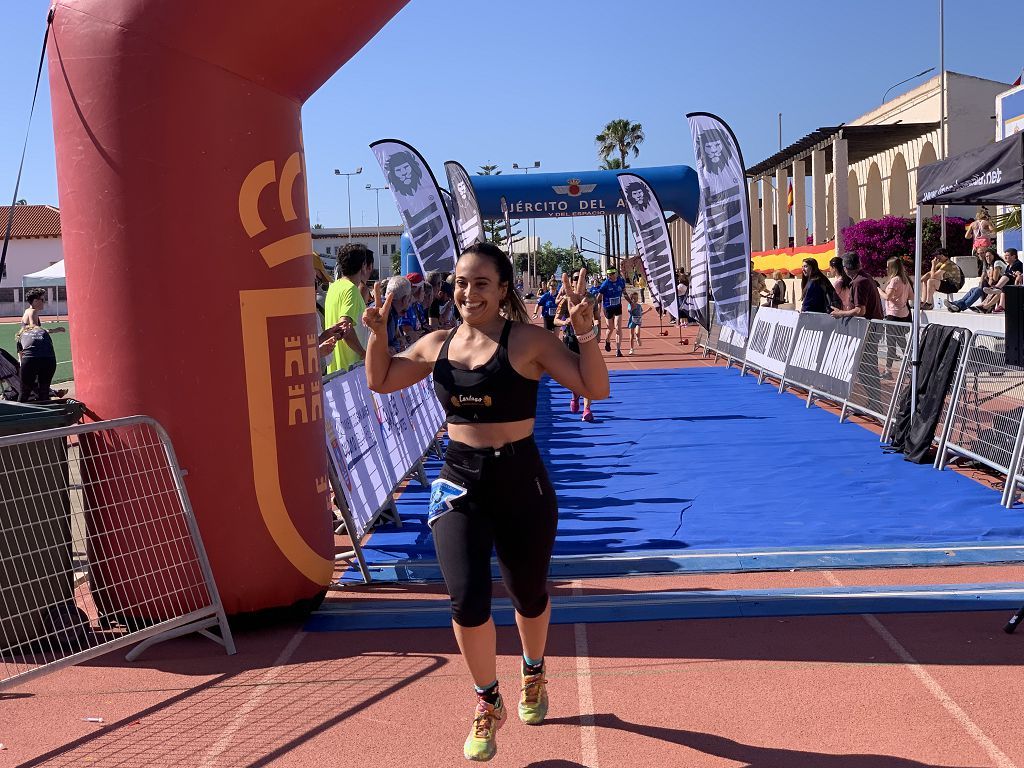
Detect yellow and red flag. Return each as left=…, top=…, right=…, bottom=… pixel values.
left=786, top=180, right=794, bottom=213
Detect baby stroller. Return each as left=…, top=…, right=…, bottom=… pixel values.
left=0, top=348, right=67, bottom=402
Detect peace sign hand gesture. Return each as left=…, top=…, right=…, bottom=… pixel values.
left=562, top=268, right=594, bottom=335
left=362, top=279, right=395, bottom=338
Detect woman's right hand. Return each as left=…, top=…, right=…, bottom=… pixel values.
left=361, top=279, right=394, bottom=338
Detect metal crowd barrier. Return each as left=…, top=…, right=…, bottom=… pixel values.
left=935, top=332, right=1024, bottom=508
left=702, top=323, right=722, bottom=359
left=1, top=416, right=235, bottom=692
left=841, top=319, right=912, bottom=435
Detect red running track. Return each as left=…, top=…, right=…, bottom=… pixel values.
left=4, top=311, right=1024, bottom=766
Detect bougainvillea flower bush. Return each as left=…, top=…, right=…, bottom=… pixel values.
left=840, top=215, right=969, bottom=276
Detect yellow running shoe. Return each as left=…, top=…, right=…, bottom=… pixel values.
left=463, top=695, right=506, bottom=762
left=518, top=671, right=548, bottom=725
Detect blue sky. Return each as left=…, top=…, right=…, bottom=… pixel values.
left=2, top=0, right=1021, bottom=250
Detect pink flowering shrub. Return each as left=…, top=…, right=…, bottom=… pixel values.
left=840, top=215, right=969, bottom=276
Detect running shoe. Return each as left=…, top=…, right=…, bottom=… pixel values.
left=629, top=348, right=635, bottom=356
left=605, top=340, right=611, bottom=352
left=463, top=696, right=506, bottom=762
left=518, top=672, right=549, bottom=725
left=616, top=348, right=623, bottom=357
left=582, top=408, right=594, bottom=422
left=569, top=395, right=580, bottom=414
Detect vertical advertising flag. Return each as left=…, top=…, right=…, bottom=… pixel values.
left=500, top=196, right=513, bottom=252
left=444, top=161, right=485, bottom=250
left=440, top=188, right=461, bottom=255
left=617, top=173, right=680, bottom=320
left=687, top=213, right=710, bottom=329
left=686, top=113, right=752, bottom=337
left=370, top=139, right=459, bottom=274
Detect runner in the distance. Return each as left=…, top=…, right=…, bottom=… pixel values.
left=532, top=278, right=559, bottom=332
left=363, top=242, right=609, bottom=762
left=595, top=266, right=627, bottom=357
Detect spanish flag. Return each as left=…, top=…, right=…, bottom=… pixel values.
left=786, top=180, right=794, bottom=214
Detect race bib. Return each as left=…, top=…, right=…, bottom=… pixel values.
left=428, top=478, right=468, bottom=528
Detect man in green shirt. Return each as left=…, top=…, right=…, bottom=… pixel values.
left=325, top=244, right=374, bottom=374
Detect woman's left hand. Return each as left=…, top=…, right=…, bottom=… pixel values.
left=562, top=269, right=593, bottom=334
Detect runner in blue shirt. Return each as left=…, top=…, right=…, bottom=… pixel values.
left=595, top=267, right=627, bottom=356
left=532, top=279, right=560, bottom=332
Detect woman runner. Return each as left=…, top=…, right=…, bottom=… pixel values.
left=364, top=242, right=609, bottom=762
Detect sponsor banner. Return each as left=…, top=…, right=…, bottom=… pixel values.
left=783, top=314, right=869, bottom=401
left=715, top=309, right=755, bottom=362
left=916, top=132, right=1023, bottom=207
left=371, top=139, right=459, bottom=274
left=744, top=307, right=799, bottom=377
left=322, top=368, right=392, bottom=538
left=687, top=213, right=710, bottom=329
left=323, top=368, right=445, bottom=538
left=617, top=173, right=679, bottom=321
left=444, top=161, right=485, bottom=250
left=686, top=112, right=751, bottom=339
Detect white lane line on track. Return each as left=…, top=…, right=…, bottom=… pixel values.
left=572, top=580, right=600, bottom=768
left=823, top=572, right=1017, bottom=768
left=199, top=629, right=307, bottom=767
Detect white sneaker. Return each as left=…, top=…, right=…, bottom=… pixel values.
left=628, top=348, right=635, bottom=356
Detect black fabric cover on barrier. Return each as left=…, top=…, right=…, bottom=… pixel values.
left=784, top=314, right=869, bottom=401
left=888, top=324, right=964, bottom=463
left=916, top=133, right=1024, bottom=207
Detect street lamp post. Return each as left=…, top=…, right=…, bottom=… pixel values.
left=334, top=166, right=363, bottom=242
left=366, top=184, right=389, bottom=265
left=512, top=161, right=540, bottom=290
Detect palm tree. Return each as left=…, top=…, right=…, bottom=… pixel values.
left=595, top=119, right=645, bottom=169
left=596, top=121, right=644, bottom=264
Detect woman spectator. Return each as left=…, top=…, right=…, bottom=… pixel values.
left=383, top=275, right=413, bottom=353
left=967, top=207, right=996, bottom=272
left=829, top=256, right=852, bottom=310
left=879, top=257, right=913, bottom=379
left=800, top=258, right=838, bottom=313
left=765, top=270, right=787, bottom=308
left=919, top=248, right=961, bottom=309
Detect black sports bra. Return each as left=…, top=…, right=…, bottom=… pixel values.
left=433, top=320, right=539, bottom=424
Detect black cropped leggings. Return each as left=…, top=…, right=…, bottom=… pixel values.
left=429, top=436, right=558, bottom=628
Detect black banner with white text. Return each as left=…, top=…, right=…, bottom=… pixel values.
left=617, top=172, right=680, bottom=320
left=783, top=314, right=869, bottom=401
left=444, top=161, right=486, bottom=250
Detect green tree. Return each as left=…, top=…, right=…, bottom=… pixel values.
left=595, top=119, right=645, bottom=169
left=529, top=241, right=598, bottom=281
left=477, top=163, right=522, bottom=247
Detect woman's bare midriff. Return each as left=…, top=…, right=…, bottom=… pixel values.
left=446, top=418, right=536, bottom=448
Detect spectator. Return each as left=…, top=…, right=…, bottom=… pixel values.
left=800, top=258, right=838, bottom=313
left=831, top=252, right=883, bottom=321
left=765, top=270, right=787, bottom=308
left=967, top=207, right=996, bottom=271
left=750, top=270, right=767, bottom=309
left=947, top=248, right=1001, bottom=313
left=976, top=248, right=1020, bottom=314
left=879, top=257, right=913, bottom=378
left=919, top=248, right=961, bottom=309
left=382, top=275, right=413, bottom=353
left=832, top=252, right=884, bottom=410
left=16, top=288, right=65, bottom=403
left=324, top=244, right=373, bottom=374
left=829, top=256, right=852, bottom=310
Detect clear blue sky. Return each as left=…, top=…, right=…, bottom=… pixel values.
left=2, top=0, right=1021, bottom=250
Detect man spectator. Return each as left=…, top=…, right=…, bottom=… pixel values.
left=831, top=252, right=883, bottom=409
left=919, top=248, right=961, bottom=309
left=324, top=243, right=373, bottom=374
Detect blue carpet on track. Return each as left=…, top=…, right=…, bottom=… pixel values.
left=347, top=367, right=1024, bottom=582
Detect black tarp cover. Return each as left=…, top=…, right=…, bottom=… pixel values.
left=916, top=132, right=1024, bottom=206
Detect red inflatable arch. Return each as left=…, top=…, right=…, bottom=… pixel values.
left=47, top=0, right=408, bottom=614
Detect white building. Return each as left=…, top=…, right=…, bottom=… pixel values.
left=746, top=71, right=1011, bottom=256
left=0, top=205, right=65, bottom=317
left=312, top=226, right=404, bottom=278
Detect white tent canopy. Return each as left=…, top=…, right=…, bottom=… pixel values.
left=21, top=260, right=66, bottom=288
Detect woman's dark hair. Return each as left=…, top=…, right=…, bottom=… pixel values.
left=457, top=242, right=530, bottom=323
left=25, top=288, right=47, bottom=304
left=829, top=256, right=851, bottom=290
left=801, top=258, right=833, bottom=291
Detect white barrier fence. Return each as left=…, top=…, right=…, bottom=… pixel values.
left=1, top=416, right=235, bottom=691
left=702, top=308, right=1024, bottom=508
left=322, top=368, right=446, bottom=582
